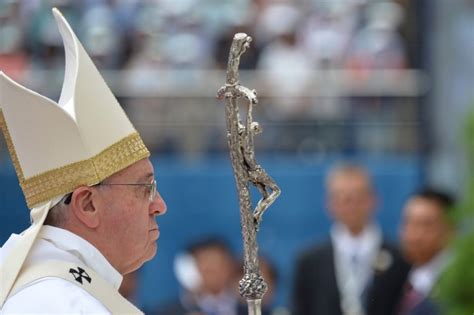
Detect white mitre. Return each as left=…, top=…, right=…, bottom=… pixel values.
left=0, top=8, right=149, bottom=305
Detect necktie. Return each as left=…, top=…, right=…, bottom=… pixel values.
left=398, top=283, right=423, bottom=315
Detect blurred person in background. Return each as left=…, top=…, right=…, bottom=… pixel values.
left=292, top=163, right=410, bottom=315
left=256, top=2, right=312, bottom=121
left=154, top=237, right=240, bottom=315
left=344, top=1, right=408, bottom=154
left=396, top=189, right=455, bottom=315
left=79, top=1, right=127, bottom=69
left=345, top=1, right=406, bottom=73
left=255, top=2, right=316, bottom=152
left=0, top=1, right=29, bottom=82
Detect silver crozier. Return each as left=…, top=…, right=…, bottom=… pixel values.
left=217, top=33, right=281, bottom=315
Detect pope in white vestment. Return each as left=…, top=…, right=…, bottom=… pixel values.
left=0, top=8, right=166, bottom=314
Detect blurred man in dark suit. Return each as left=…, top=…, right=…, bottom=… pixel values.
left=154, top=237, right=241, bottom=315
left=292, top=163, right=410, bottom=315
left=397, top=189, right=455, bottom=315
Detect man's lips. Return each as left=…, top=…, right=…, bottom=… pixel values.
left=149, top=226, right=160, bottom=240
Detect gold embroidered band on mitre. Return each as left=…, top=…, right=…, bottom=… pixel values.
left=0, top=110, right=150, bottom=208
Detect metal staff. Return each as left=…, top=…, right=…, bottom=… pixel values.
left=217, top=33, right=281, bottom=315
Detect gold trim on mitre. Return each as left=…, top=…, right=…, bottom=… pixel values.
left=0, top=109, right=149, bottom=208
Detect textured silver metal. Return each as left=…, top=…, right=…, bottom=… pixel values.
left=217, top=33, right=281, bottom=313
left=247, top=299, right=263, bottom=315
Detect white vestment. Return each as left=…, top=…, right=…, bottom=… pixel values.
left=0, top=225, right=126, bottom=314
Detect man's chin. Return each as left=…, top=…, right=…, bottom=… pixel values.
left=144, top=242, right=158, bottom=261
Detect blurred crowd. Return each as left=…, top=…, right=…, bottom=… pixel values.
left=292, top=164, right=454, bottom=315
left=0, top=0, right=421, bottom=156
left=0, top=0, right=409, bottom=72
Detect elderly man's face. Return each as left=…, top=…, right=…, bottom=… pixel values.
left=97, top=158, right=167, bottom=274
left=400, top=197, right=451, bottom=266
left=327, top=172, right=376, bottom=235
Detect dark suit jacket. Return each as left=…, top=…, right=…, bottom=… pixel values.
left=405, top=297, right=440, bottom=315
left=292, top=239, right=410, bottom=315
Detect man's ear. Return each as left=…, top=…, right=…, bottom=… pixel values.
left=69, top=186, right=100, bottom=228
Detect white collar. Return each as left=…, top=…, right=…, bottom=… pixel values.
left=331, top=222, right=382, bottom=258
left=409, top=249, right=451, bottom=295
left=39, top=225, right=123, bottom=289
left=196, top=290, right=237, bottom=315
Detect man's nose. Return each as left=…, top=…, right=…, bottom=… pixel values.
left=150, top=191, right=167, bottom=216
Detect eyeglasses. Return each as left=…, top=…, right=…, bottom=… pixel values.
left=99, top=179, right=158, bottom=202
left=62, top=179, right=158, bottom=204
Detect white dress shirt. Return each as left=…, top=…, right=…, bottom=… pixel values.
left=408, top=249, right=451, bottom=296
left=331, top=223, right=382, bottom=315
left=197, top=290, right=238, bottom=315
left=0, top=225, right=122, bottom=314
